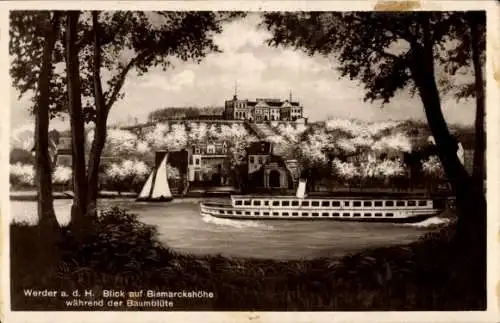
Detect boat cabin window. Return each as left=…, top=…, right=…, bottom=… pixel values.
left=364, top=213, right=372, bottom=217
left=272, top=201, right=280, bottom=206
left=375, top=213, right=383, bottom=217
left=245, top=211, right=251, bottom=215
left=254, top=212, right=260, bottom=215
left=333, top=213, right=340, bottom=217
left=219, top=210, right=224, bottom=214
left=264, top=201, right=269, bottom=206
left=227, top=211, right=233, bottom=215
left=253, top=200, right=261, bottom=206
left=302, top=201, right=310, bottom=207
left=385, top=201, right=394, bottom=207
left=374, top=201, right=383, bottom=207
left=353, top=201, right=361, bottom=207
left=396, top=201, right=405, bottom=207
left=332, top=201, right=340, bottom=207
left=236, top=211, right=242, bottom=215
left=363, top=201, right=372, bottom=207
left=418, top=200, right=427, bottom=206
left=322, top=201, right=330, bottom=207
left=342, top=213, right=350, bottom=217
left=312, top=212, right=319, bottom=217
left=244, top=200, right=251, bottom=206
left=283, top=212, right=289, bottom=216
left=302, top=212, right=309, bottom=216
left=353, top=213, right=361, bottom=217
left=282, top=201, right=290, bottom=207
left=322, top=212, right=329, bottom=217
left=263, top=212, right=269, bottom=216
left=312, top=201, right=320, bottom=207
left=386, top=213, right=394, bottom=217
left=292, top=201, right=299, bottom=206
left=235, top=200, right=242, bottom=206
left=272, top=212, right=279, bottom=216
left=407, top=201, right=416, bottom=207
left=344, top=201, right=350, bottom=207
left=292, top=212, right=299, bottom=216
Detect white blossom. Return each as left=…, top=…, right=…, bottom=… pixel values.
left=332, top=159, right=359, bottom=179
left=421, top=155, right=445, bottom=178
left=10, top=124, right=35, bottom=151
left=372, top=132, right=412, bottom=153
left=52, top=165, right=72, bottom=184
left=10, top=163, right=35, bottom=185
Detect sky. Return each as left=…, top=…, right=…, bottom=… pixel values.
left=10, top=13, right=476, bottom=132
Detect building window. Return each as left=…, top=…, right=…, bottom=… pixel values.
left=258, top=157, right=263, bottom=164
left=195, top=158, right=200, bottom=165
left=250, top=156, right=255, bottom=163
left=195, top=147, right=201, bottom=154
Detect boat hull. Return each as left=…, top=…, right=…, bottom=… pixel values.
left=200, top=201, right=443, bottom=224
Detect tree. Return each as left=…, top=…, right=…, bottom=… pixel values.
left=263, top=11, right=485, bottom=244
left=11, top=11, right=245, bottom=232
left=65, top=11, right=89, bottom=230
left=10, top=12, right=61, bottom=234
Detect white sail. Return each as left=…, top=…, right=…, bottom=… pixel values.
left=138, top=170, right=154, bottom=199
left=151, top=154, right=172, bottom=199
left=296, top=178, right=307, bottom=198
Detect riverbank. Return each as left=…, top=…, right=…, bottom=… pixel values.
left=9, top=207, right=484, bottom=311
left=9, top=190, right=138, bottom=201
left=10, top=186, right=452, bottom=201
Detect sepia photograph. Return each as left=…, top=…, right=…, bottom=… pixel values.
left=2, top=1, right=498, bottom=322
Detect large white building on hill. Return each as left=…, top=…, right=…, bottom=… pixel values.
left=224, top=93, right=304, bottom=122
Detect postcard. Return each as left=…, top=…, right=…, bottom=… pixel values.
left=2, top=1, right=499, bottom=322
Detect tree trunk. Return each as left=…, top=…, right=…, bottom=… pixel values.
left=65, top=11, right=90, bottom=232
left=35, top=12, right=61, bottom=235
left=409, top=16, right=485, bottom=247
left=468, top=12, right=486, bottom=189
left=86, top=11, right=108, bottom=217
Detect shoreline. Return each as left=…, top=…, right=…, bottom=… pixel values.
left=10, top=187, right=453, bottom=201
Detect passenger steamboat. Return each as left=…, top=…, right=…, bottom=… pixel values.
left=199, top=180, right=447, bottom=223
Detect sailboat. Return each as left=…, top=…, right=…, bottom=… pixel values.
left=137, top=151, right=173, bottom=202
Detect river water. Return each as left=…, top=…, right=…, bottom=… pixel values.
left=9, top=198, right=452, bottom=260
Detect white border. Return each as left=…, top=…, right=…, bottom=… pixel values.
left=1, top=1, right=499, bottom=323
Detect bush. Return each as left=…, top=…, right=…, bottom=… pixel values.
left=60, top=207, right=173, bottom=275
left=10, top=148, right=34, bottom=165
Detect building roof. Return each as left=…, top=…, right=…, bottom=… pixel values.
left=237, top=98, right=302, bottom=109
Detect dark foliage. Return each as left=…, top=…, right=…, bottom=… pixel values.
left=148, top=106, right=225, bottom=122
